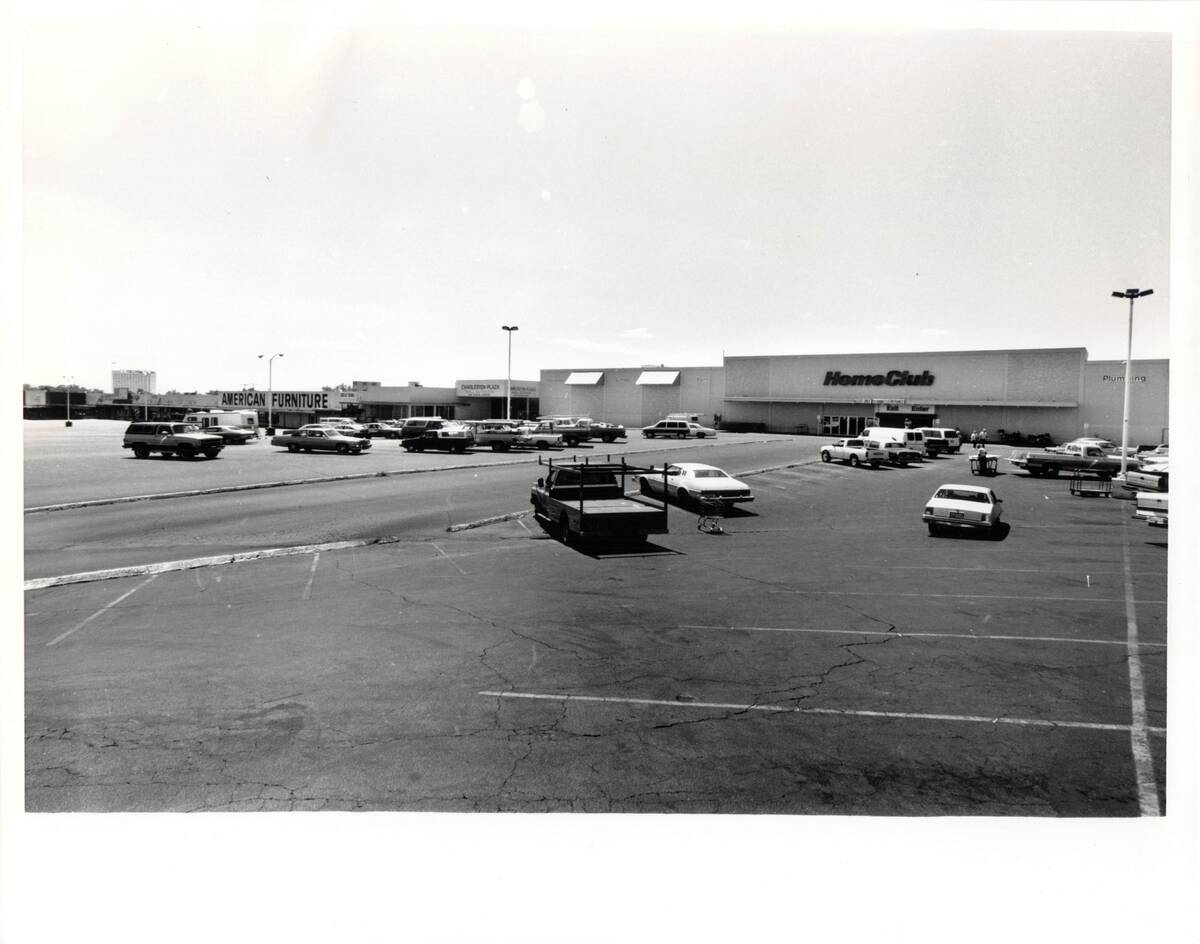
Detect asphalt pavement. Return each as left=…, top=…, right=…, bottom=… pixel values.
left=23, top=423, right=1168, bottom=815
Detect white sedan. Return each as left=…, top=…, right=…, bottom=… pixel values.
left=922, top=483, right=1004, bottom=537
left=637, top=463, right=754, bottom=507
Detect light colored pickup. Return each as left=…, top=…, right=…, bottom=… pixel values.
left=819, top=438, right=886, bottom=469
left=1008, top=444, right=1135, bottom=478
left=1132, top=491, right=1168, bottom=528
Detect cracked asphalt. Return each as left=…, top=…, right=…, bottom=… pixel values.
left=24, top=426, right=1167, bottom=814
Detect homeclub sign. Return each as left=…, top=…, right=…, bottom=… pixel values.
left=219, top=390, right=336, bottom=410
left=823, top=369, right=935, bottom=387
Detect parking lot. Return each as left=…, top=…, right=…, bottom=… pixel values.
left=22, top=420, right=1168, bottom=815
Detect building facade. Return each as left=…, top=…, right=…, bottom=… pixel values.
left=539, top=348, right=1169, bottom=444
left=537, top=366, right=726, bottom=429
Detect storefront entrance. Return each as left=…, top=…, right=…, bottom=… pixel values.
left=820, top=415, right=868, bottom=436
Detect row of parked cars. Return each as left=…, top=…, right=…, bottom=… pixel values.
left=819, top=426, right=962, bottom=468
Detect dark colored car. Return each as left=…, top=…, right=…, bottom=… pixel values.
left=200, top=425, right=258, bottom=444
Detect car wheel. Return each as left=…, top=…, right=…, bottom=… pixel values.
left=820, top=451, right=831, bottom=462
left=639, top=477, right=652, bottom=495
left=1045, top=466, right=1060, bottom=477
left=132, top=444, right=150, bottom=459
left=870, top=461, right=880, bottom=469
left=287, top=444, right=298, bottom=453
left=676, top=488, right=691, bottom=505
left=177, top=445, right=196, bottom=460
left=696, top=432, right=706, bottom=439
left=927, top=522, right=939, bottom=536
left=203, top=449, right=220, bottom=459
left=337, top=443, right=350, bottom=454
left=849, top=455, right=860, bottom=467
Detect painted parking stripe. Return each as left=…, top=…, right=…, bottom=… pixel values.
left=678, top=624, right=1166, bottom=649
left=479, top=691, right=1166, bottom=736
left=45, top=574, right=160, bottom=647
left=770, top=588, right=1167, bottom=605
left=1123, top=541, right=1161, bottom=816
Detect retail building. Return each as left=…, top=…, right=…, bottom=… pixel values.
left=539, top=348, right=1169, bottom=444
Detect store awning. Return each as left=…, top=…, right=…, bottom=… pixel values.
left=636, top=370, right=680, bottom=385
left=564, top=371, right=604, bottom=385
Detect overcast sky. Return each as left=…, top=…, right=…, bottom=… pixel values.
left=20, top=11, right=1177, bottom=393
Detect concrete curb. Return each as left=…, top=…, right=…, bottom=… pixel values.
left=24, top=535, right=406, bottom=591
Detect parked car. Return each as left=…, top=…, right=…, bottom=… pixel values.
left=515, top=421, right=566, bottom=450
left=641, top=420, right=717, bottom=439
left=198, top=424, right=258, bottom=445
left=401, top=422, right=474, bottom=453
left=819, top=438, right=886, bottom=468
left=271, top=427, right=373, bottom=454
left=922, top=483, right=1004, bottom=537
left=360, top=422, right=403, bottom=439
left=637, top=462, right=754, bottom=507
left=122, top=422, right=226, bottom=460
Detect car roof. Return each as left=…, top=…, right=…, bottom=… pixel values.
left=933, top=483, right=992, bottom=495
left=668, top=462, right=724, bottom=473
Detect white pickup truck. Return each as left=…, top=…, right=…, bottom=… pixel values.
left=819, top=438, right=887, bottom=469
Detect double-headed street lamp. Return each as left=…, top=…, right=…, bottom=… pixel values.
left=502, top=325, right=519, bottom=420
left=1110, top=288, right=1153, bottom=477
left=258, top=353, right=283, bottom=429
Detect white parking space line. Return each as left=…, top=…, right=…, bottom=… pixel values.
left=45, top=574, right=160, bottom=647
left=479, top=691, right=1166, bottom=736
left=1123, top=541, right=1161, bottom=816
left=771, top=588, right=1167, bottom=605
left=301, top=552, right=320, bottom=601
left=432, top=543, right=468, bottom=576
left=678, top=624, right=1165, bottom=649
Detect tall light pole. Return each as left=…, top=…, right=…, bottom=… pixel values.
left=258, top=353, right=283, bottom=429
left=1111, top=288, right=1153, bottom=477
left=502, top=325, right=519, bottom=420
left=63, top=375, right=74, bottom=426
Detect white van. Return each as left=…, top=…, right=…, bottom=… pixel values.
left=862, top=426, right=929, bottom=459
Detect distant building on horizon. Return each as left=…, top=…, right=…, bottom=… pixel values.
left=112, top=369, right=156, bottom=395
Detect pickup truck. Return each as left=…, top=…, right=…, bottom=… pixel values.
left=537, top=417, right=594, bottom=447
left=530, top=460, right=669, bottom=544
left=1133, top=491, right=1168, bottom=528
left=1008, top=443, right=1138, bottom=478
left=819, top=438, right=886, bottom=469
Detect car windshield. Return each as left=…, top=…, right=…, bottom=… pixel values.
left=935, top=488, right=989, bottom=503
left=691, top=469, right=729, bottom=479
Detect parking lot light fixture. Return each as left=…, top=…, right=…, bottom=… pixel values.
left=502, top=326, right=519, bottom=420
left=258, top=353, right=284, bottom=429
left=1110, top=288, right=1153, bottom=477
